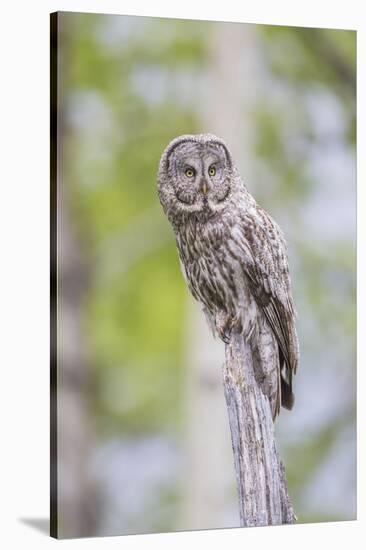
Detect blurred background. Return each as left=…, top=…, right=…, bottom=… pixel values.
left=55, top=12, right=356, bottom=538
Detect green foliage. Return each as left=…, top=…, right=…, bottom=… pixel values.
left=260, top=27, right=356, bottom=91
left=62, top=14, right=204, bottom=433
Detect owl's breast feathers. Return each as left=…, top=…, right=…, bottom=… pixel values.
left=176, top=216, right=236, bottom=315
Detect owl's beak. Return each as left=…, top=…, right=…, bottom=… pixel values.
left=201, top=180, right=208, bottom=195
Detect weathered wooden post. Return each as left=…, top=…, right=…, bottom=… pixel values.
left=223, top=332, right=296, bottom=526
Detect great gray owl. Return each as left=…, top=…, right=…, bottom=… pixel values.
left=157, top=133, right=299, bottom=419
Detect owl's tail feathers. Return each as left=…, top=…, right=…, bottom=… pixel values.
left=281, top=373, right=294, bottom=410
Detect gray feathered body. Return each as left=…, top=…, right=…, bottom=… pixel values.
left=157, top=134, right=299, bottom=419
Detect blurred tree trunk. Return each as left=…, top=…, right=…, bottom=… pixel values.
left=206, top=22, right=294, bottom=527
left=53, top=14, right=100, bottom=538
left=180, top=23, right=262, bottom=529
left=57, top=185, right=100, bottom=538
left=202, top=22, right=262, bottom=178
left=179, top=301, right=236, bottom=529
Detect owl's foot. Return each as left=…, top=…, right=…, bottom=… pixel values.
left=216, top=312, right=241, bottom=344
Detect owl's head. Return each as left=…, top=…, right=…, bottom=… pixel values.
left=158, top=134, right=238, bottom=225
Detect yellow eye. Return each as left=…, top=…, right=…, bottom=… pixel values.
left=209, top=166, right=216, bottom=176
left=185, top=168, right=195, bottom=178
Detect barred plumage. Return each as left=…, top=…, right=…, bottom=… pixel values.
left=157, top=133, right=299, bottom=419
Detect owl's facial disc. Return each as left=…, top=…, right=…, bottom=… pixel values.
left=169, top=142, right=231, bottom=214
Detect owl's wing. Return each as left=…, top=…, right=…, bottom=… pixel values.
left=231, top=206, right=299, bottom=407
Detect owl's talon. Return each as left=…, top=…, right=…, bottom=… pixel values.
left=216, top=312, right=236, bottom=344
